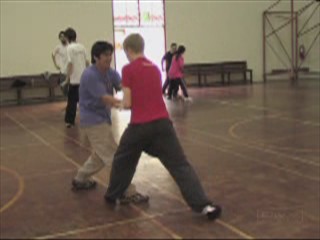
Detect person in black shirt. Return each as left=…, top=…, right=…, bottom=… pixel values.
left=161, top=43, right=177, bottom=95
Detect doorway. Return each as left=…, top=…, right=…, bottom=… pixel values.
left=112, top=0, right=166, bottom=82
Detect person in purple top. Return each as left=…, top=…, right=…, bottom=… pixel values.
left=71, top=41, right=148, bottom=203
left=161, top=43, right=177, bottom=95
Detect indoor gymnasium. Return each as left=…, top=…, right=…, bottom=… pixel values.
left=0, top=0, right=319, bottom=239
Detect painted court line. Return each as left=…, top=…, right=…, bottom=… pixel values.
left=23, top=169, right=76, bottom=180
left=4, top=112, right=182, bottom=240
left=0, top=166, right=25, bottom=214
left=178, top=117, right=320, bottom=168
left=0, top=143, right=45, bottom=151
left=208, top=99, right=320, bottom=127
left=140, top=179, right=254, bottom=240
left=228, top=116, right=320, bottom=153
left=180, top=135, right=319, bottom=182
left=35, top=208, right=189, bottom=239
left=22, top=112, right=255, bottom=239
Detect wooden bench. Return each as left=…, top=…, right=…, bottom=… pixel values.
left=0, top=73, right=63, bottom=105
left=184, top=61, right=253, bottom=86
left=184, top=63, right=222, bottom=86
left=222, top=61, right=253, bottom=84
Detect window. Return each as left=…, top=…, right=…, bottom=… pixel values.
left=113, top=0, right=139, bottom=27
left=140, top=0, right=164, bottom=26
left=113, top=0, right=164, bottom=27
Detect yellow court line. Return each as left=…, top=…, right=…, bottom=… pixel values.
left=227, top=119, right=320, bottom=165
left=85, top=169, right=183, bottom=240
left=229, top=116, right=320, bottom=153
left=130, top=204, right=183, bottom=240
left=35, top=208, right=189, bottom=239
left=24, top=169, right=75, bottom=180
left=141, top=180, right=255, bottom=240
left=215, top=220, right=255, bottom=239
left=0, top=166, right=25, bottom=214
left=274, top=115, right=320, bottom=127
left=181, top=135, right=320, bottom=182
left=0, top=143, right=45, bottom=151
left=5, top=112, right=182, bottom=240
left=22, top=112, right=255, bottom=239
left=207, top=99, right=320, bottom=127
left=250, top=130, right=318, bottom=146
left=174, top=118, right=319, bottom=169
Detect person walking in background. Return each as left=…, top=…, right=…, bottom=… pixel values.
left=64, top=27, right=89, bottom=128
left=168, top=45, right=192, bottom=102
left=161, top=43, right=177, bottom=95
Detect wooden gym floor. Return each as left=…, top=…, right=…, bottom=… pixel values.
left=0, top=80, right=319, bottom=239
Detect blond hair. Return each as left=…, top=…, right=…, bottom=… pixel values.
left=123, top=33, right=144, bottom=53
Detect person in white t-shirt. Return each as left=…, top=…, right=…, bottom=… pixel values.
left=52, top=31, right=69, bottom=96
left=64, top=27, right=89, bottom=128
left=52, top=31, right=68, bottom=73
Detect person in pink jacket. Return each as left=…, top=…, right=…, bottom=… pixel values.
left=168, top=45, right=192, bottom=101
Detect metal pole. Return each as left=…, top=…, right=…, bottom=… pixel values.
left=266, top=41, right=290, bottom=69
left=266, top=0, right=282, bottom=12
left=291, top=0, right=295, bottom=81
left=265, top=15, right=293, bottom=64
left=263, top=12, right=267, bottom=82
left=297, top=0, right=316, bottom=16
left=111, top=0, right=117, bottom=70
left=266, top=16, right=295, bottom=38
left=295, top=12, right=299, bottom=79
left=298, top=3, right=320, bottom=36
left=300, top=23, right=320, bottom=37
left=163, top=0, right=167, bottom=55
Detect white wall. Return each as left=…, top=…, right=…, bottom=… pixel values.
left=165, top=0, right=319, bottom=80
left=1, top=0, right=318, bottom=80
left=300, top=1, right=320, bottom=72
left=0, top=0, right=114, bottom=77
left=165, top=1, right=271, bottom=81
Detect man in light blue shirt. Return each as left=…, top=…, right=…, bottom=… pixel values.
left=72, top=41, right=148, bottom=203
left=79, top=65, right=121, bottom=127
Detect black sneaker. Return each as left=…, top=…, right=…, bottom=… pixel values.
left=72, top=179, right=97, bottom=191
left=202, top=204, right=222, bottom=221
left=119, top=193, right=149, bottom=205
left=104, top=192, right=149, bottom=205
left=104, top=195, right=117, bottom=204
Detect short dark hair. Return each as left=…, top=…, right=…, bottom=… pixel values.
left=171, top=43, right=177, bottom=47
left=177, top=45, right=186, bottom=54
left=91, top=41, right=114, bottom=64
left=64, top=27, right=77, bottom=42
left=58, top=31, right=65, bottom=39
left=176, top=45, right=186, bottom=60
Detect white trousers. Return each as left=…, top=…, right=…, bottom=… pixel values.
left=75, top=123, right=136, bottom=195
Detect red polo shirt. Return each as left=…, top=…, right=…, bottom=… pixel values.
left=122, top=57, right=169, bottom=124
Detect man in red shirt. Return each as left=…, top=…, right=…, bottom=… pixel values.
left=105, top=34, right=221, bottom=220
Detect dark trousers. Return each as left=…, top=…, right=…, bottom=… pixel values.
left=59, top=74, right=69, bottom=97
left=168, top=78, right=189, bottom=98
left=105, top=119, right=211, bottom=212
left=65, top=84, right=79, bottom=125
left=162, top=77, right=170, bottom=94
left=162, top=69, right=170, bottom=94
